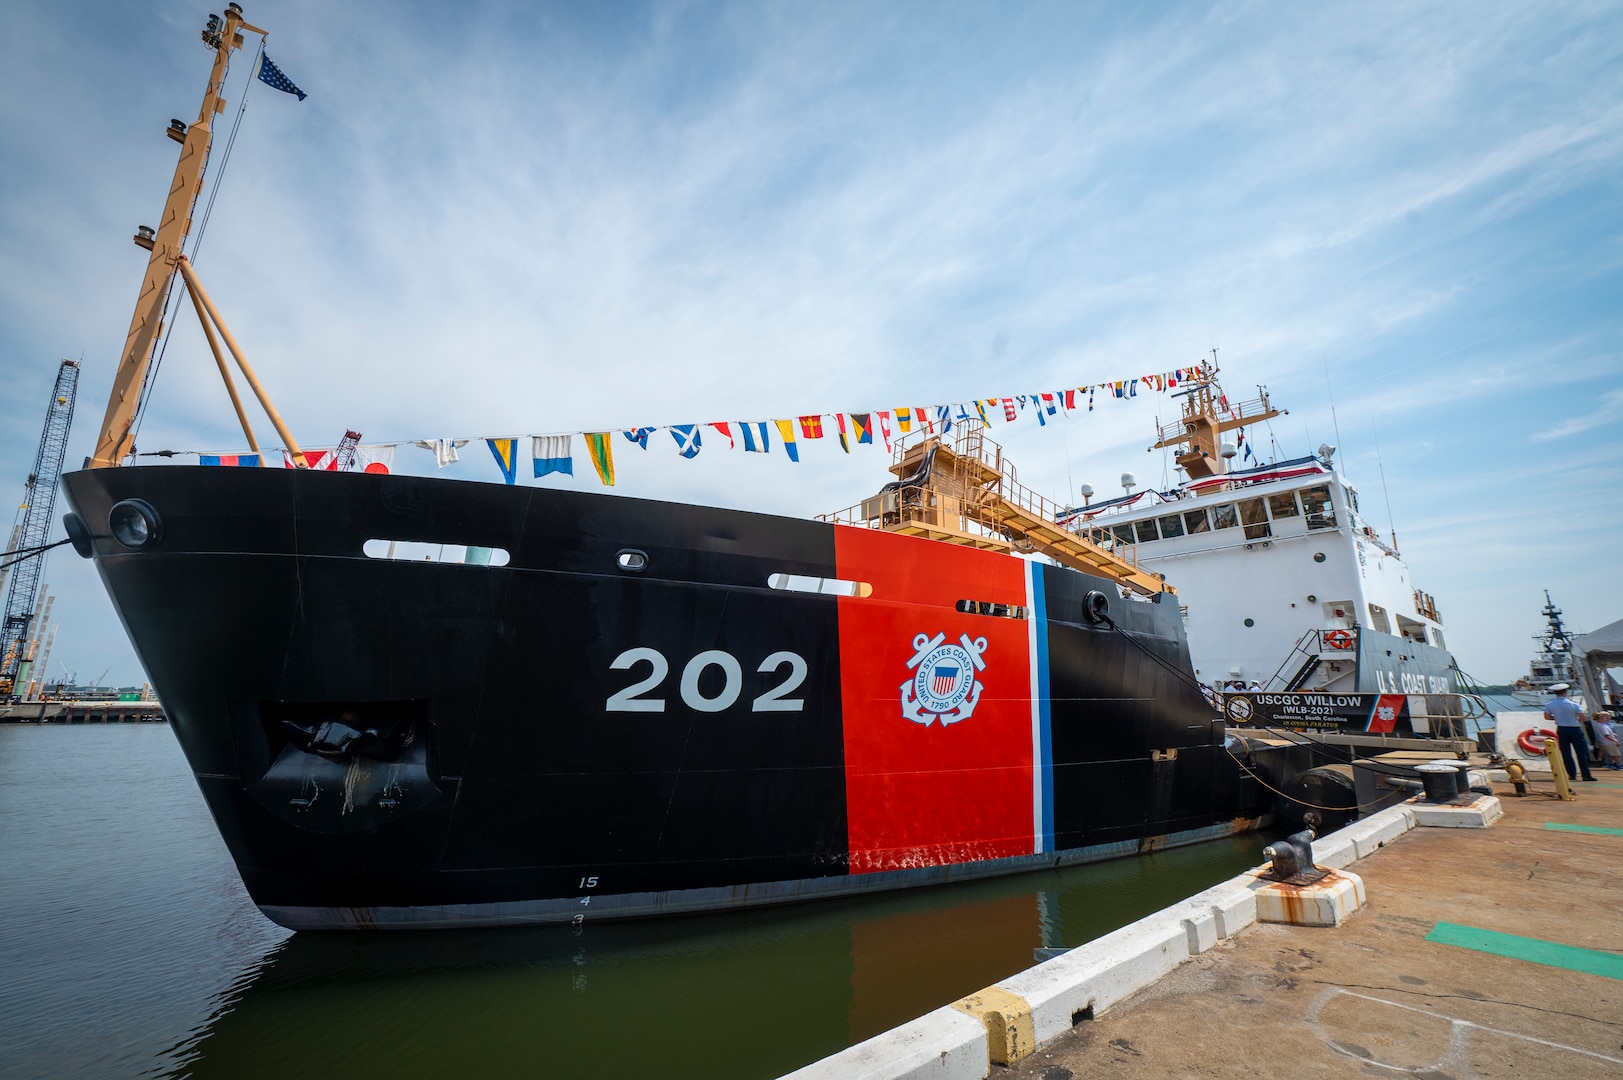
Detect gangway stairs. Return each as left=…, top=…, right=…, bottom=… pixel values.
left=821, top=422, right=1171, bottom=598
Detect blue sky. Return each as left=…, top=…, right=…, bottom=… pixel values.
left=1, top=0, right=1619, bottom=687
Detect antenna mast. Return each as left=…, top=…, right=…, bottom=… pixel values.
left=89, top=4, right=267, bottom=469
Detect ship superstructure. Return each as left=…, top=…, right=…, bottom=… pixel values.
left=1072, top=369, right=1460, bottom=722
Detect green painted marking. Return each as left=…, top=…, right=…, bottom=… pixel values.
left=1427, top=922, right=1623, bottom=981
left=1544, top=822, right=1623, bottom=836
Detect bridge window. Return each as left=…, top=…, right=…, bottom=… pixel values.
left=1267, top=492, right=1299, bottom=518
left=1183, top=509, right=1211, bottom=534
left=1157, top=514, right=1185, bottom=539
left=1134, top=518, right=1160, bottom=543
left=1302, top=485, right=1337, bottom=530
left=1239, top=498, right=1271, bottom=539
left=1211, top=503, right=1240, bottom=530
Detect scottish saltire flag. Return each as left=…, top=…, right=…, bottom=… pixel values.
left=932, top=665, right=959, bottom=696
left=623, top=427, right=653, bottom=449
left=774, top=420, right=799, bottom=462
left=1088, top=387, right=1096, bottom=412
left=487, top=438, right=520, bottom=485
left=739, top=422, right=771, bottom=453
left=532, top=434, right=573, bottom=477
left=670, top=425, right=702, bottom=459
left=799, top=415, right=824, bottom=439
left=585, top=432, right=615, bottom=485
left=834, top=414, right=850, bottom=453
left=851, top=413, right=873, bottom=444
left=935, top=405, right=953, bottom=434
left=257, top=54, right=307, bottom=101
left=709, top=422, right=735, bottom=449
left=895, top=409, right=913, bottom=434
left=199, top=454, right=259, bottom=467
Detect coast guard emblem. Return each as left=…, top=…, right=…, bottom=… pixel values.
left=901, top=632, right=988, bottom=727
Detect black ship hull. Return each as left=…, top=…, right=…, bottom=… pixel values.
left=62, top=466, right=1306, bottom=930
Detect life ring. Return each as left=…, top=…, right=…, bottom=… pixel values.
left=1324, top=629, right=1354, bottom=651
left=1517, top=728, right=1556, bottom=756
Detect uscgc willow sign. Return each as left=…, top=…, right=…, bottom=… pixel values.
left=1222, top=692, right=1413, bottom=734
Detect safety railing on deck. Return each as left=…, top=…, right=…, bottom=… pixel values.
left=817, top=422, right=1141, bottom=571
left=1155, top=392, right=1275, bottom=445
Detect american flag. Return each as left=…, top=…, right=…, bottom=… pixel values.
left=258, top=54, right=307, bottom=101
left=932, top=665, right=960, bottom=697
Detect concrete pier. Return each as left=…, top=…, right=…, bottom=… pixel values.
left=1009, top=775, right=1621, bottom=1079
left=785, top=773, right=1621, bottom=1079
left=0, top=700, right=166, bottom=723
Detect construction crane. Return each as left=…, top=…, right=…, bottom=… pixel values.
left=0, top=360, right=80, bottom=694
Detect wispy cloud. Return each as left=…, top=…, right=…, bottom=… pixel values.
left=1532, top=388, right=1623, bottom=441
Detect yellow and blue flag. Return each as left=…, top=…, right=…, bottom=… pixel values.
left=487, top=438, right=519, bottom=484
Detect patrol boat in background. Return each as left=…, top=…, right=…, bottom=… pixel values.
left=1512, top=591, right=1582, bottom=704
left=61, top=5, right=1349, bottom=931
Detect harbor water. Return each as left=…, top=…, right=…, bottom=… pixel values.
left=2, top=724, right=1273, bottom=1079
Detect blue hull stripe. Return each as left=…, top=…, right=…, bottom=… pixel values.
left=1027, top=561, right=1055, bottom=854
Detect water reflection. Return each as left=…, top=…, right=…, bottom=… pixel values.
left=170, top=836, right=1265, bottom=1080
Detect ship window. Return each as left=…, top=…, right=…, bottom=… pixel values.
left=362, top=539, right=511, bottom=566
left=1183, top=509, right=1211, bottom=534
left=1134, top=518, right=1160, bottom=543
left=1267, top=492, right=1299, bottom=518
left=1157, top=514, right=1185, bottom=539
left=1431, top=628, right=1446, bottom=648
left=1112, top=524, right=1136, bottom=544
left=955, top=599, right=1028, bottom=619
left=1343, top=485, right=1360, bottom=514
left=1301, top=485, right=1337, bottom=530
left=1238, top=498, right=1271, bottom=539
left=767, top=573, right=873, bottom=597
left=1211, top=503, right=1240, bottom=530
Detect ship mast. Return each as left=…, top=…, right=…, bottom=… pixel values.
left=89, top=4, right=284, bottom=469
left=1149, top=354, right=1281, bottom=481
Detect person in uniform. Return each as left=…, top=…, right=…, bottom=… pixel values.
left=1542, top=683, right=1596, bottom=782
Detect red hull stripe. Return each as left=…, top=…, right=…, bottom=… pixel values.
left=833, top=527, right=1034, bottom=874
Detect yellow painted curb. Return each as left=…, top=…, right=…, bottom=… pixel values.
left=951, top=985, right=1035, bottom=1065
